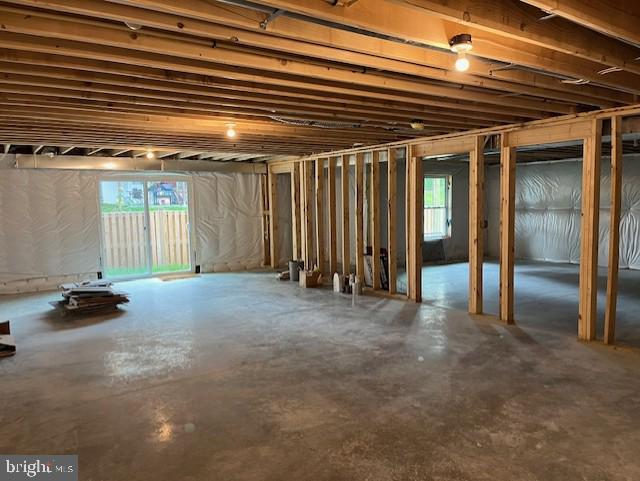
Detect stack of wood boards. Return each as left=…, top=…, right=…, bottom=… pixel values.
left=51, top=280, right=129, bottom=313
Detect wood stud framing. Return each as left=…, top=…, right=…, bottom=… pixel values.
left=355, top=153, right=365, bottom=281
left=267, top=167, right=278, bottom=269
left=302, top=161, right=314, bottom=271
left=406, top=146, right=422, bottom=303
left=499, top=135, right=516, bottom=324
left=604, top=116, right=623, bottom=345
left=277, top=104, right=640, bottom=344
left=469, top=136, right=485, bottom=315
left=387, top=148, right=398, bottom=295
left=371, top=151, right=381, bottom=290
left=291, top=162, right=301, bottom=261
left=261, top=174, right=271, bottom=267
left=315, top=158, right=325, bottom=273
left=328, top=157, right=338, bottom=276
left=341, top=155, right=351, bottom=276
left=578, top=119, right=603, bottom=341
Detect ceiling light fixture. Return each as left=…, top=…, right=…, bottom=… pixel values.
left=449, top=33, right=473, bottom=72
left=146, top=150, right=155, bottom=160
left=226, top=123, right=237, bottom=139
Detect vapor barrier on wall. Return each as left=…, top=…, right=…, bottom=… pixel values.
left=487, top=155, right=640, bottom=270
left=0, top=164, right=264, bottom=293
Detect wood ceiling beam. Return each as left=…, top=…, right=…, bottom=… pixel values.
left=0, top=118, right=413, bottom=149
left=0, top=102, right=412, bottom=139
left=0, top=75, right=495, bottom=130
left=250, top=0, right=640, bottom=93
left=0, top=113, right=417, bottom=145
left=101, top=0, right=633, bottom=104
left=103, top=0, right=634, bottom=104
left=0, top=50, right=540, bottom=123
left=393, top=0, right=640, bottom=75
left=520, top=0, right=640, bottom=47
left=0, top=6, right=575, bottom=114
left=0, top=131, right=347, bottom=155
left=1, top=0, right=626, bottom=108
left=0, top=39, right=550, bottom=121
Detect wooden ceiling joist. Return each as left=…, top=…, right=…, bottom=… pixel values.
left=0, top=0, right=637, bottom=161
left=0, top=8, right=575, bottom=115
left=2, top=0, right=629, bottom=108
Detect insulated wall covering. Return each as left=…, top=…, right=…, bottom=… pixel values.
left=486, top=156, right=640, bottom=270
left=0, top=169, right=100, bottom=292
left=0, top=159, right=264, bottom=293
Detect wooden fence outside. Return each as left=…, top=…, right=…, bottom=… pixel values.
left=102, top=210, right=190, bottom=273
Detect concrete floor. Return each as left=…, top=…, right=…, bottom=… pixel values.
left=422, top=260, right=640, bottom=346
left=1, top=265, right=639, bottom=480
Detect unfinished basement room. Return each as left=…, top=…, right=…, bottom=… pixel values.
left=1, top=0, right=640, bottom=479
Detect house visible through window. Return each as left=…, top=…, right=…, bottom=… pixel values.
left=424, top=175, right=451, bottom=240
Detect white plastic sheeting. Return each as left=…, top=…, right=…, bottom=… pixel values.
left=487, top=155, right=640, bottom=270
left=274, top=172, right=292, bottom=267
left=0, top=162, right=265, bottom=293
left=0, top=169, right=101, bottom=293
left=192, top=172, right=264, bottom=272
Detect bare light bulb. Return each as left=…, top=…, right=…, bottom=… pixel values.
left=146, top=150, right=155, bottom=159
left=226, top=124, right=237, bottom=139
left=455, top=53, right=470, bottom=72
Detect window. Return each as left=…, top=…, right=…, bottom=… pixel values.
left=423, top=175, right=451, bottom=240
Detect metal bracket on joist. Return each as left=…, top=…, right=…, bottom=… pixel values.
left=260, top=9, right=284, bottom=30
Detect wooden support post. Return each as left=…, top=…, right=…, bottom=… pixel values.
left=355, top=152, right=365, bottom=281
left=267, top=166, right=278, bottom=269
left=407, top=146, right=423, bottom=302
left=499, top=134, right=516, bottom=324
left=261, top=173, right=271, bottom=267
left=315, top=158, right=325, bottom=272
left=605, top=116, right=622, bottom=345
left=291, top=162, right=301, bottom=261
left=469, top=136, right=485, bottom=314
left=578, top=119, right=603, bottom=341
left=387, top=148, right=397, bottom=294
left=328, top=157, right=338, bottom=276
left=371, top=151, right=381, bottom=289
left=302, top=160, right=314, bottom=271
left=341, top=155, right=351, bottom=275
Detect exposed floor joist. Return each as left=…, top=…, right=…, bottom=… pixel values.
left=0, top=0, right=637, bottom=161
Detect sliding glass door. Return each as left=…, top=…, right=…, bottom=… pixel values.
left=99, top=179, right=191, bottom=279
left=147, top=181, right=190, bottom=274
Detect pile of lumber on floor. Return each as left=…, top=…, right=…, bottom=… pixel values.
left=50, top=280, right=129, bottom=313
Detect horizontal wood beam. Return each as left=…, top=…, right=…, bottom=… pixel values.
left=521, top=0, right=640, bottom=47
left=253, top=0, right=640, bottom=95
left=2, top=0, right=624, bottom=108
left=0, top=6, right=576, bottom=114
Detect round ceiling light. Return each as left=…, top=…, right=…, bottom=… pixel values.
left=449, top=34, right=473, bottom=72
left=226, top=123, right=237, bottom=139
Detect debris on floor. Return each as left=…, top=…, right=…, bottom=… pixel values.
left=278, top=270, right=290, bottom=281
left=299, top=270, right=322, bottom=288
left=50, top=280, right=129, bottom=313
left=0, top=321, right=16, bottom=357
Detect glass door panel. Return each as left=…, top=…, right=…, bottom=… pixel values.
left=99, top=180, right=150, bottom=278
left=146, top=181, right=191, bottom=274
